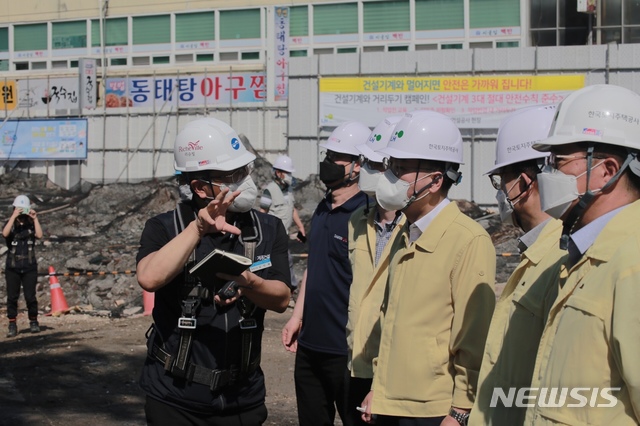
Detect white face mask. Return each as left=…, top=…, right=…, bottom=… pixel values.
left=221, top=175, right=259, bottom=213
left=375, top=169, right=434, bottom=211
left=281, top=173, right=293, bottom=187
left=358, top=162, right=382, bottom=196
left=496, top=190, right=515, bottom=224
left=537, top=163, right=603, bottom=219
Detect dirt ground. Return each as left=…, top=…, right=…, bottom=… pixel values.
left=0, top=308, right=300, bottom=426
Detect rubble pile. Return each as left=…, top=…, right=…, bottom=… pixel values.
left=0, top=163, right=517, bottom=318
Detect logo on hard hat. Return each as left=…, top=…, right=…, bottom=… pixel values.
left=390, top=130, right=404, bottom=142
left=178, top=140, right=203, bottom=153
left=369, top=134, right=382, bottom=143
left=231, top=138, right=241, bottom=150
left=582, top=128, right=603, bottom=137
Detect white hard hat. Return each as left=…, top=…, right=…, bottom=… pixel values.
left=356, top=116, right=402, bottom=163
left=273, top=155, right=295, bottom=173
left=320, top=121, right=371, bottom=157
left=174, top=118, right=256, bottom=172
left=377, top=110, right=464, bottom=164
left=13, top=195, right=31, bottom=209
left=534, top=84, right=640, bottom=152
left=486, top=105, right=556, bottom=174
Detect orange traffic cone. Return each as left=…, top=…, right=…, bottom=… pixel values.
left=48, top=266, right=69, bottom=315
left=143, top=290, right=154, bottom=316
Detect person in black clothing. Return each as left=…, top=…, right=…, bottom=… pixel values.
left=136, top=117, right=291, bottom=426
left=3, top=195, right=43, bottom=337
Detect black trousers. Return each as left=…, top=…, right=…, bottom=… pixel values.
left=144, top=396, right=268, bottom=426
left=294, top=345, right=348, bottom=426
left=345, top=373, right=372, bottom=426
left=5, top=268, right=38, bottom=320
left=376, top=415, right=447, bottom=426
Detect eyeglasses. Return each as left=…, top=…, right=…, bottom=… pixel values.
left=203, top=163, right=253, bottom=185
left=324, top=150, right=356, bottom=163
left=359, top=155, right=386, bottom=172
left=488, top=174, right=504, bottom=191
left=547, top=153, right=606, bottom=170
left=383, top=158, right=429, bottom=178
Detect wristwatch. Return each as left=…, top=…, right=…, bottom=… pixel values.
left=448, top=408, right=470, bottom=426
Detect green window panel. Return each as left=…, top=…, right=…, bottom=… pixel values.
left=196, top=53, right=214, bottom=62
left=290, top=49, right=307, bottom=57
left=52, top=20, right=87, bottom=49
left=314, top=3, right=358, bottom=35
left=133, top=15, right=170, bottom=45
left=290, top=6, right=308, bottom=37
left=470, top=0, right=520, bottom=28
left=176, top=12, right=215, bottom=42
left=364, top=1, right=410, bottom=33
left=220, top=9, right=261, bottom=40
left=91, top=18, right=128, bottom=47
left=497, top=40, right=519, bottom=47
left=0, top=28, right=8, bottom=52
left=0, top=59, right=8, bottom=71
left=14, top=23, right=47, bottom=51
left=153, top=56, right=170, bottom=64
left=415, top=0, right=464, bottom=31
left=337, top=47, right=357, bottom=53
left=441, top=43, right=463, bottom=49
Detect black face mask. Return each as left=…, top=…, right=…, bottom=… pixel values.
left=319, top=158, right=347, bottom=185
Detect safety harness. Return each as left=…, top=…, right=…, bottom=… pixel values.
left=147, top=202, right=263, bottom=391
left=7, top=222, right=36, bottom=269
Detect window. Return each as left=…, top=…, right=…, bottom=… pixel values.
left=0, top=60, right=8, bottom=71
left=388, top=45, right=409, bottom=51
left=220, top=9, right=261, bottom=39
left=290, top=49, right=308, bottom=57
left=415, top=0, right=464, bottom=31
left=196, top=53, right=214, bottom=62
left=337, top=47, right=357, bottom=53
left=497, top=41, right=519, bottom=47
left=241, top=51, right=260, bottom=60
left=110, top=58, right=127, bottom=66
left=153, top=56, right=170, bottom=64
left=441, top=43, right=463, bottom=49
left=92, top=18, right=128, bottom=47
left=290, top=6, right=308, bottom=37
left=624, top=0, right=640, bottom=25
left=133, top=15, right=170, bottom=45
left=14, top=23, right=47, bottom=51
left=176, top=12, right=215, bottom=42
left=470, top=0, right=520, bottom=28
left=531, top=0, right=557, bottom=28
left=314, top=3, right=358, bottom=35
left=15, top=62, right=29, bottom=70
left=52, top=21, right=87, bottom=49
left=0, top=28, right=8, bottom=52
left=364, top=1, right=410, bottom=33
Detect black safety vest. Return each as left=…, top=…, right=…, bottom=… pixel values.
left=141, top=203, right=284, bottom=414
left=5, top=220, right=37, bottom=270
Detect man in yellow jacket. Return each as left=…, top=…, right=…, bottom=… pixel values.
left=523, top=84, right=640, bottom=425
left=360, top=110, right=496, bottom=426
left=346, top=116, right=406, bottom=426
left=469, top=105, right=567, bottom=426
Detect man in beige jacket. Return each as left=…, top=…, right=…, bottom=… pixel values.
left=469, top=105, right=566, bottom=426
left=346, top=116, right=405, bottom=425
left=361, top=110, right=496, bottom=426
left=523, top=85, right=640, bottom=425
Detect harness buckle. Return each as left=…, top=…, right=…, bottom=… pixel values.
left=239, top=318, right=257, bottom=330
left=178, top=317, right=197, bottom=329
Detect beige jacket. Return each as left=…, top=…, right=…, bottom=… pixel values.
left=524, top=200, right=640, bottom=425
left=469, top=219, right=566, bottom=426
left=346, top=205, right=406, bottom=379
left=372, top=202, right=496, bottom=417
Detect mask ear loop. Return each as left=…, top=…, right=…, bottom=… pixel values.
left=558, top=146, right=634, bottom=250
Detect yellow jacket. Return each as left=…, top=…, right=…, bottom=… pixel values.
left=525, top=200, right=640, bottom=425
left=469, top=219, right=566, bottom=426
left=371, top=202, right=496, bottom=417
left=346, top=205, right=406, bottom=379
